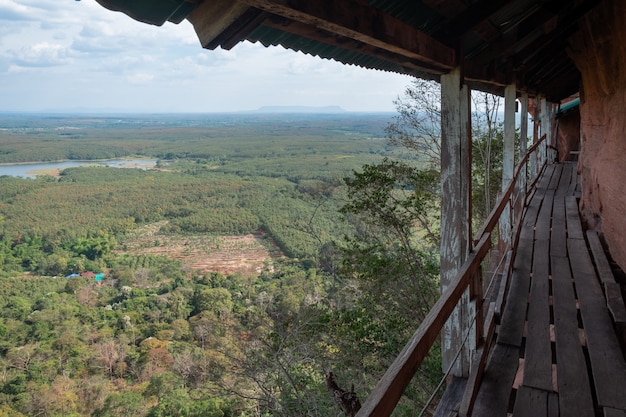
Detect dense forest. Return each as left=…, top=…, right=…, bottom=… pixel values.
left=0, top=112, right=445, bottom=417
left=0, top=95, right=505, bottom=417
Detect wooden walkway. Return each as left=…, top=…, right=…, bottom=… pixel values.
left=468, top=162, right=626, bottom=417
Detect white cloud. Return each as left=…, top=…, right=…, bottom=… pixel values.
left=126, top=72, right=154, bottom=84
left=0, top=0, right=412, bottom=112
left=11, top=41, right=72, bottom=67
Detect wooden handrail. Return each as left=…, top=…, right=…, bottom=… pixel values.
left=356, top=233, right=492, bottom=416
left=474, top=134, right=546, bottom=241
left=356, top=134, right=548, bottom=417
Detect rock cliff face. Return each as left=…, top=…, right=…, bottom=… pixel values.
left=557, top=108, right=580, bottom=162
left=570, top=1, right=626, bottom=270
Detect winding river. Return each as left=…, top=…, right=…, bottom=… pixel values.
left=0, top=159, right=157, bottom=179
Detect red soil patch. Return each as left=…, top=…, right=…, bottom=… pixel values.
left=119, top=221, right=280, bottom=275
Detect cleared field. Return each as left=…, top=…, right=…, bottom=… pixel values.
left=119, top=221, right=282, bottom=274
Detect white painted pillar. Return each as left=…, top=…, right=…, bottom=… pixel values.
left=531, top=95, right=540, bottom=178
left=440, top=67, right=473, bottom=377
left=520, top=92, right=529, bottom=157
left=518, top=93, right=529, bottom=223
left=499, top=83, right=517, bottom=249
left=539, top=97, right=552, bottom=166
left=550, top=103, right=558, bottom=161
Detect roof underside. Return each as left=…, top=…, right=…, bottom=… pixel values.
left=95, top=0, right=603, bottom=101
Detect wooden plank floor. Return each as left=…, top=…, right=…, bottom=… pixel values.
left=470, top=162, right=626, bottom=417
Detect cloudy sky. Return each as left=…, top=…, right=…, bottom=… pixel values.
left=0, top=0, right=414, bottom=113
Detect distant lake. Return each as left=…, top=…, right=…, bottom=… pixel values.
left=0, top=159, right=157, bottom=179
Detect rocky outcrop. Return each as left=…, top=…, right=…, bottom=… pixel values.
left=569, top=1, right=626, bottom=270
left=556, top=106, right=580, bottom=162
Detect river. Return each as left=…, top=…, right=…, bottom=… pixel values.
left=0, top=159, right=157, bottom=179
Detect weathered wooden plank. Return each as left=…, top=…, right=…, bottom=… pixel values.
left=523, top=239, right=553, bottom=392
left=587, top=230, right=616, bottom=287
left=535, top=192, right=553, bottom=241
left=605, top=281, right=626, bottom=324
left=471, top=344, right=519, bottom=417
left=604, top=407, right=626, bottom=417
left=459, top=303, right=496, bottom=417
left=187, top=1, right=253, bottom=48
left=432, top=376, right=467, bottom=417
left=547, top=163, right=562, bottom=190
left=519, top=195, right=540, bottom=241
left=551, top=255, right=595, bottom=417
left=512, top=386, right=551, bottom=417
left=568, top=238, right=626, bottom=410
left=498, top=238, right=533, bottom=347
left=556, top=162, right=573, bottom=197
left=440, top=69, right=473, bottom=377
left=589, top=230, right=626, bottom=341
left=547, top=392, right=559, bottom=417
left=550, top=196, right=567, bottom=257
left=495, top=251, right=513, bottom=324
left=568, top=163, right=579, bottom=196
left=519, top=165, right=554, bottom=241
left=565, top=195, right=583, bottom=240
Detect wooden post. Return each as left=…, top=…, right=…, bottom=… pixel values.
left=532, top=95, right=540, bottom=179
left=540, top=97, right=549, bottom=164
left=549, top=103, right=559, bottom=162
left=499, top=83, right=516, bottom=250
left=517, top=92, right=529, bottom=224
left=440, top=67, right=473, bottom=377
left=520, top=92, right=529, bottom=157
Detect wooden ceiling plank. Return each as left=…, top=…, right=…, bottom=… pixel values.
left=187, top=0, right=251, bottom=49
left=434, top=0, right=517, bottom=40
left=239, top=0, right=456, bottom=68
left=422, top=0, right=468, bottom=19
left=218, top=9, right=269, bottom=50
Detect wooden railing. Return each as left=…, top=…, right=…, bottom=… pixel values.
left=356, top=134, right=548, bottom=417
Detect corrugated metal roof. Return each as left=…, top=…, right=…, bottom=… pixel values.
left=94, top=0, right=600, bottom=101
left=248, top=25, right=423, bottom=77
left=368, top=0, right=444, bottom=32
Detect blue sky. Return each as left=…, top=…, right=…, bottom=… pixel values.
left=0, top=0, right=413, bottom=113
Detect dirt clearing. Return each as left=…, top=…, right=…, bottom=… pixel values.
left=119, top=221, right=281, bottom=275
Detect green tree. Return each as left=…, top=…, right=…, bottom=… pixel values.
left=193, top=288, right=233, bottom=316
left=92, top=391, right=145, bottom=417
left=386, top=78, right=505, bottom=222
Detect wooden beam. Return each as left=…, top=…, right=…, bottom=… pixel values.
left=498, top=83, right=516, bottom=249
left=440, top=67, right=473, bottom=377
left=520, top=92, right=529, bottom=156
left=239, top=0, right=456, bottom=69
left=187, top=0, right=251, bottom=49
left=502, top=83, right=517, bottom=189
left=433, top=0, right=518, bottom=41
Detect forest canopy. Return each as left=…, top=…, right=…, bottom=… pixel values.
left=0, top=103, right=505, bottom=417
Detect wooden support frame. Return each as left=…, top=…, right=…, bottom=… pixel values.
left=499, top=83, right=517, bottom=250
left=239, top=0, right=456, bottom=69
left=187, top=0, right=252, bottom=48
left=356, top=134, right=548, bottom=417
left=440, top=67, right=473, bottom=377
left=540, top=97, right=552, bottom=165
